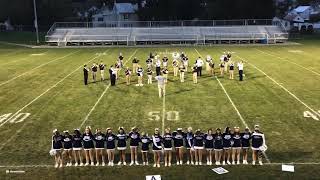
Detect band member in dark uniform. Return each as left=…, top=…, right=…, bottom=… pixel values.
left=109, top=65, right=116, bottom=86
left=119, top=53, right=124, bottom=68
left=83, top=65, right=89, bottom=85
left=91, top=63, right=98, bottom=83
left=125, top=67, right=132, bottom=85
left=99, top=61, right=105, bottom=81
left=132, top=57, right=139, bottom=74
left=238, top=61, right=244, bottom=81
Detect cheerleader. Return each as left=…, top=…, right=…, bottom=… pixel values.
left=232, top=127, right=241, bottom=165
left=172, top=58, right=179, bottom=77
left=62, top=130, right=73, bottom=167
left=152, top=128, right=162, bottom=168
left=222, top=127, right=232, bottom=165
left=51, top=129, right=63, bottom=168
left=163, top=128, right=173, bottom=167
left=162, top=68, right=169, bottom=84
left=105, top=128, right=116, bottom=166
left=193, top=129, right=204, bottom=165
left=219, top=62, right=225, bottom=76
left=214, top=128, right=223, bottom=165
left=179, top=65, right=186, bottom=83
left=140, top=132, right=151, bottom=165
left=129, top=127, right=141, bottom=166
left=117, top=127, right=128, bottom=166
left=229, top=61, right=235, bottom=80
left=241, top=127, right=251, bottom=164
left=125, top=67, right=132, bottom=85
left=132, top=57, right=139, bottom=73
left=162, top=56, right=169, bottom=68
left=72, top=129, right=83, bottom=166
left=147, top=68, right=153, bottom=84
left=185, top=127, right=195, bottom=165
left=155, top=59, right=161, bottom=76
left=192, top=64, right=198, bottom=84
left=82, top=126, right=95, bottom=166
left=136, top=66, right=144, bottom=86
left=251, top=125, right=266, bottom=165
left=205, top=55, right=212, bottom=73
left=94, top=128, right=106, bottom=166
left=172, top=128, right=184, bottom=165
left=204, top=128, right=214, bottom=165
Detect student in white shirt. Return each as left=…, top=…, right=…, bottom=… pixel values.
left=196, top=57, right=204, bottom=76
left=237, top=61, right=244, bottom=81
left=155, top=59, right=161, bottom=76
left=205, top=55, right=212, bottom=73
left=155, top=73, right=166, bottom=98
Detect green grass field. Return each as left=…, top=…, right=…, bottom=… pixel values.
left=0, top=38, right=320, bottom=179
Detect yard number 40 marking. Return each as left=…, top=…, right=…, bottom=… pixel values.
left=148, top=111, right=180, bottom=121
left=0, top=113, right=31, bottom=124
left=303, top=111, right=320, bottom=121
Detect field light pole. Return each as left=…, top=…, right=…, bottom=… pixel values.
left=33, top=0, right=40, bottom=44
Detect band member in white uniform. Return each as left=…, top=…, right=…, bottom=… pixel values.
left=162, top=68, right=169, bottom=84
left=91, top=63, right=98, bottom=83
left=195, top=57, right=204, bottom=76
left=99, top=61, right=105, bottom=81
left=237, top=61, right=244, bottom=81
left=162, top=56, right=169, bottom=68
left=205, top=55, right=212, bottom=73
left=132, top=57, right=139, bottom=73
left=147, top=68, right=153, bottom=84
left=136, top=66, right=144, bottom=86
left=179, top=65, right=186, bottom=83
left=155, top=73, right=166, bottom=98
left=125, top=67, right=132, bottom=85
left=172, top=52, right=180, bottom=77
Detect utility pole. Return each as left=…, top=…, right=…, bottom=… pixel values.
left=33, top=0, right=40, bottom=44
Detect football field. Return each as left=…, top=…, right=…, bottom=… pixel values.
left=0, top=40, right=320, bottom=179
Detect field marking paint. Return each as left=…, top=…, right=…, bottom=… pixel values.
left=195, top=48, right=271, bottom=163
left=0, top=51, right=106, bottom=129
left=255, top=48, right=320, bottom=77
left=232, top=53, right=320, bottom=118
left=79, top=49, right=138, bottom=128
left=162, top=88, right=166, bottom=134
left=0, top=50, right=80, bottom=87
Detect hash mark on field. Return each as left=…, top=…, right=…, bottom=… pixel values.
left=255, top=49, right=320, bottom=77
left=0, top=50, right=80, bottom=87
left=79, top=49, right=138, bottom=128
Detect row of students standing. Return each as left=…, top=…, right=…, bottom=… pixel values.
left=51, top=125, right=266, bottom=168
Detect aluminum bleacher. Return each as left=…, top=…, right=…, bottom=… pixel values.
left=45, top=20, right=288, bottom=46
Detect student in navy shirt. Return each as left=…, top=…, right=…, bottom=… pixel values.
left=52, top=129, right=63, bottom=168
left=82, top=126, right=95, bottom=166
left=94, top=128, right=105, bottom=166
left=152, top=128, right=162, bottom=168
left=251, top=125, right=266, bottom=165
left=62, top=130, right=73, bottom=167
left=117, top=127, right=128, bottom=166
left=222, top=127, right=232, bottom=165
left=163, top=128, right=173, bottom=167
left=172, top=128, right=184, bottom=165
left=140, top=132, right=151, bottom=166
left=185, top=127, right=195, bottom=165
left=232, top=127, right=241, bottom=165
left=241, top=127, right=251, bottom=164
left=193, top=129, right=204, bottom=165
left=129, top=127, right=141, bottom=166
left=72, top=129, right=83, bottom=166
left=204, top=128, right=214, bottom=165
left=214, top=128, right=223, bottom=165
left=105, top=128, right=116, bottom=166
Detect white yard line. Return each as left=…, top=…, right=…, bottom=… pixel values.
left=79, top=49, right=138, bottom=128
left=233, top=53, right=320, bottom=118
left=195, top=48, right=271, bottom=163
left=0, top=50, right=80, bottom=87
left=255, top=48, right=320, bottom=77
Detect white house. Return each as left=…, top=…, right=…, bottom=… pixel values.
left=92, top=3, right=139, bottom=27
left=292, top=6, right=313, bottom=20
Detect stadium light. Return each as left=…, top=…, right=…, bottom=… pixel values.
left=33, top=0, right=40, bottom=44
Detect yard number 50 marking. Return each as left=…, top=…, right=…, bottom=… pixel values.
left=0, top=113, right=31, bottom=124
left=303, top=110, right=320, bottom=121
left=148, top=111, right=180, bottom=121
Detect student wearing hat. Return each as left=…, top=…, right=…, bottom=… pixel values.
left=91, top=63, right=98, bottom=83
left=52, top=129, right=63, bottom=168
left=192, top=64, right=198, bottom=84
left=72, top=129, right=83, bottom=166
left=99, top=61, right=106, bottom=81
left=136, top=65, right=144, bottom=86
left=182, top=56, right=189, bottom=72
left=117, top=127, right=128, bottom=166
left=129, top=127, right=141, bottom=166
left=251, top=125, right=266, bottom=165
left=162, top=68, right=169, bottom=84
left=163, top=128, right=173, bottom=167
left=214, top=128, right=223, bottom=165
left=179, top=65, right=186, bottom=83
left=147, top=68, right=153, bottom=84
left=152, top=128, right=162, bottom=168
left=162, top=56, right=169, bottom=68
left=82, top=126, right=95, bottom=166
left=231, top=127, right=241, bottom=165
left=125, top=67, right=132, bottom=85
left=193, top=129, right=204, bottom=165
left=62, top=130, right=73, bottom=167
left=83, top=65, right=89, bottom=85
left=118, top=52, right=124, bottom=68
left=105, top=128, right=116, bottom=166
left=241, top=127, right=251, bottom=164
left=204, top=128, right=214, bottom=165
left=172, top=58, right=179, bottom=77
left=140, top=132, right=151, bottom=166
left=229, top=61, right=235, bottom=80
left=205, top=55, right=212, bottom=74
left=109, top=65, right=117, bottom=86
left=132, top=57, right=139, bottom=73
left=94, top=128, right=106, bottom=166
left=172, top=128, right=184, bottom=165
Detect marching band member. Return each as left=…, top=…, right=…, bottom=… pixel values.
left=241, top=127, right=251, bottom=164
left=209, top=58, right=215, bottom=76
left=82, top=126, right=95, bottom=166
left=172, top=58, right=179, bottom=77
left=129, top=127, right=141, bottom=166
left=179, top=65, right=186, bottom=83
left=162, top=68, right=169, bottom=84
left=155, top=58, right=161, bottom=76
left=182, top=56, right=189, bottom=72
left=204, top=128, right=214, bottom=165
left=152, top=128, right=162, bottom=168
left=226, top=51, right=232, bottom=72
left=214, top=128, right=223, bottom=165
left=83, top=64, right=89, bottom=85
left=163, top=128, right=173, bottom=167
left=231, top=127, right=241, bottom=165
left=193, top=129, right=204, bottom=165
left=52, top=129, right=63, bottom=168
left=222, top=127, right=232, bottom=165
left=117, top=127, right=128, bottom=166
left=109, top=65, right=116, bottom=86
left=105, top=128, right=116, bottom=166
left=155, top=73, right=166, bottom=98
left=172, top=128, right=184, bottom=165
left=229, top=61, right=235, bottom=80
left=224, top=52, right=230, bottom=72
left=237, top=61, right=244, bottom=81
left=147, top=68, right=153, bottom=84
left=140, top=132, right=151, bottom=166
left=62, top=130, right=73, bottom=167
left=94, top=128, right=106, bottom=166
left=192, top=64, right=198, bottom=84
left=125, top=67, right=132, bottom=85
left=146, top=57, right=153, bottom=69
left=115, top=62, right=121, bottom=80
left=185, top=127, right=194, bottom=165
left=99, top=61, right=105, bottom=81
left=91, top=63, right=98, bottom=83
left=205, top=55, right=212, bottom=73
left=219, top=61, right=225, bottom=76
left=132, top=57, right=139, bottom=73
left=136, top=66, right=144, bottom=86
left=251, top=125, right=266, bottom=165
left=196, top=57, right=204, bottom=76
left=119, top=53, right=124, bottom=68
left=72, top=129, right=83, bottom=166
left=162, top=56, right=169, bottom=68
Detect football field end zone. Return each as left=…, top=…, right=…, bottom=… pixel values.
left=0, top=50, right=50, bottom=66
left=254, top=48, right=320, bottom=77
left=0, top=49, right=111, bottom=151
left=79, top=49, right=139, bottom=128
left=0, top=50, right=81, bottom=87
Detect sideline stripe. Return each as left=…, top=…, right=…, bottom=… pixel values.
left=255, top=48, right=320, bottom=77
left=79, top=49, right=138, bottom=128
left=0, top=50, right=80, bottom=87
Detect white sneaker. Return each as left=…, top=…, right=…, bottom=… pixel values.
left=168, top=163, right=171, bottom=167
left=227, top=161, right=231, bottom=165
left=207, top=161, right=210, bottom=165
left=91, top=162, right=94, bottom=166
left=130, top=161, right=134, bottom=166
left=237, top=161, right=240, bottom=165
left=55, top=163, right=59, bottom=168
left=111, top=162, right=114, bottom=167
left=74, top=163, right=78, bottom=167
left=146, top=162, right=149, bottom=166
left=123, top=162, right=127, bottom=166
left=135, top=161, right=139, bottom=165
left=209, top=161, right=212, bottom=165
left=117, top=161, right=122, bottom=166
left=102, top=162, right=105, bottom=166
left=216, top=162, right=220, bottom=165
left=80, top=163, right=84, bottom=166
left=243, top=160, right=248, bottom=164
left=177, top=162, right=180, bottom=165
left=143, top=162, right=145, bottom=166
left=65, top=163, right=69, bottom=167
left=153, top=164, right=157, bottom=167
left=165, top=163, right=168, bottom=167
left=96, top=162, right=100, bottom=166
left=195, top=161, right=199, bottom=165
left=222, top=161, right=226, bottom=165
left=259, top=161, right=263, bottom=166
left=252, top=161, right=256, bottom=165
left=199, top=162, right=202, bottom=165
left=191, top=161, right=194, bottom=165
left=232, top=161, right=235, bottom=165
left=186, top=160, right=190, bottom=165
left=157, top=164, right=160, bottom=168
left=59, top=163, right=63, bottom=168
left=180, top=160, right=183, bottom=165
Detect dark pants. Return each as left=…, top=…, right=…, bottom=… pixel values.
left=111, top=74, right=116, bottom=86
left=156, top=67, right=161, bottom=76
left=197, top=67, right=202, bottom=76
left=239, top=70, right=243, bottom=81
left=84, top=74, right=88, bottom=85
